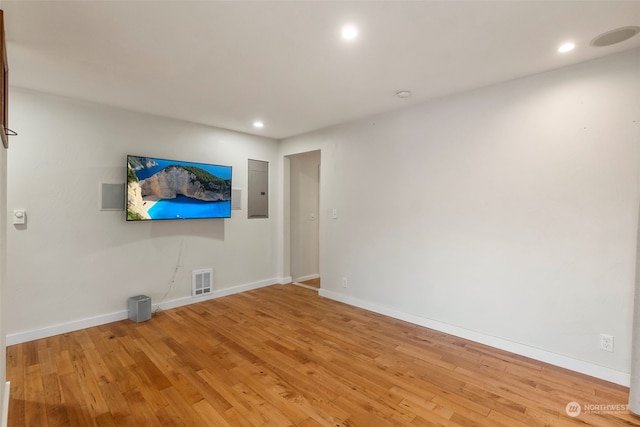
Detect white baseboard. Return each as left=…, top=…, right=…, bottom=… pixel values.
left=1, top=381, right=9, bottom=427
left=279, top=276, right=293, bottom=284
left=292, top=282, right=320, bottom=291
left=293, top=273, right=320, bottom=283
left=5, top=278, right=279, bottom=346
left=153, top=277, right=278, bottom=312
left=6, top=311, right=129, bottom=346
left=319, top=289, right=631, bottom=387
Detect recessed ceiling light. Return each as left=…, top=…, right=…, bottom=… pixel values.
left=341, top=25, right=358, bottom=41
left=253, top=121, right=264, bottom=128
left=558, top=42, right=575, bottom=53
left=591, top=26, right=640, bottom=47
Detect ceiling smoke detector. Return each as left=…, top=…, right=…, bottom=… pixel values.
left=591, top=26, right=640, bottom=47
left=396, top=90, right=411, bottom=99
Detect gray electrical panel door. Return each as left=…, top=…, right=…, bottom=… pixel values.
left=248, top=159, right=269, bottom=218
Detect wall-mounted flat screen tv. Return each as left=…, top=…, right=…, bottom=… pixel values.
left=127, top=155, right=232, bottom=221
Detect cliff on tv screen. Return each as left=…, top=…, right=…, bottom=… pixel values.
left=126, top=155, right=232, bottom=221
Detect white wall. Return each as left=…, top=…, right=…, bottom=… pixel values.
left=6, top=88, right=281, bottom=341
left=289, top=150, right=320, bottom=281
left=280, top=49, right=640, bottom=384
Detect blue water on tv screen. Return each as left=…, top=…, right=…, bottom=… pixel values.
left=127, top=155, right=232, bottom=221
left=148, top=196, right=232, bottom=219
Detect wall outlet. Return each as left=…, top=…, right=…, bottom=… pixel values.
left=600, top=334, right=614, bottom=352
left=341, top=277, right=348, bottom=288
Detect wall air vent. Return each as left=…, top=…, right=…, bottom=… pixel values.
left=192, top=268, right=213, bottom=297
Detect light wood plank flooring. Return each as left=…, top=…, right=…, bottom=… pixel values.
left=6, top=284, right=637, bottom=426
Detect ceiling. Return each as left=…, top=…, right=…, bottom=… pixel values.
left=4, top=1, right=640, bottom=140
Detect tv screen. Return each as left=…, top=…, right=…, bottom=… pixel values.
left=127, top=155, right=232, bottom=221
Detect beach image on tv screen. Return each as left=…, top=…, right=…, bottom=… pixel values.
left=127, top=155, right=232, bottom=220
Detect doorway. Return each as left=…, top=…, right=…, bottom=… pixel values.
left=287, top=150, right=321, bottom=290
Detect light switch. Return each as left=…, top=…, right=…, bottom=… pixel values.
left=332, top=208, right=338, bottom=219
left=13, top=209, right=26, bottom=225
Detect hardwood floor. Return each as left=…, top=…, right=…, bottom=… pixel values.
left=6, top=284, right=637, bottom=426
